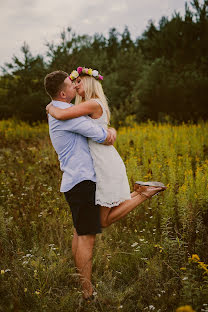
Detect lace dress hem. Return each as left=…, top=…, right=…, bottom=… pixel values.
left=96, top=196, right=131, bottom=208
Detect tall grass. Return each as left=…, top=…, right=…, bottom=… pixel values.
left=0, top=119, right=208, bottom=312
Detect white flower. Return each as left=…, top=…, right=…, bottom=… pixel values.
left=71, top=70, right=79, bottom=78
left=131, top=242, right=138, bottom=247
left=92, top=70, right=99, bottom=77
left=26, top=253, right=32, bottom=257
left=149, top=305, right=155, bottom=310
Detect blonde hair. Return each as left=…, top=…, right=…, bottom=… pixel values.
left=75, top=76, right=110, bottom=123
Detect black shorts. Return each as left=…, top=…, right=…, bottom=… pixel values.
left=64, top=180, right=101, bottom=236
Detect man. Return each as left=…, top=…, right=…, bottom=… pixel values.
left=44, top=70, right=166, bottom=301
left=44, top=70, right=116, bottom=300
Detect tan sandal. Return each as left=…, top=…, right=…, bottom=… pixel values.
left=134, top=181, right=166, bottom=193
left=139, top=187, right=165, bottom=199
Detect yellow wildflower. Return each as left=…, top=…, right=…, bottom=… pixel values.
left=33, top=269, right=38, bottom=278
left=180, top=267, right=186, bottom=271
left=190, top=254, right=200, bottom=262
left=176, top=305, right=195, bottom=312
left=24, top=288, right=27, bottom=293
left=198, top=261, right=207, bottom=269
left=1, top=270, right=5, bottom=275
left=35, top=290, right=40, bottom=295
left=154, top=244, right=163, bottom=252
left=197, top=261, right=208, bottom=274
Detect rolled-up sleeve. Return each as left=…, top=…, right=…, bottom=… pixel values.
left=56, top=115, right=107, bottom=143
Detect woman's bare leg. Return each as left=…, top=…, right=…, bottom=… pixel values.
left=100, top=193, right=145, bottom=227
left=100, top=186, right=163, bottom=228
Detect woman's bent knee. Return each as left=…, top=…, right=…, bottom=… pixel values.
left=100, top=219, right=110, bottom=228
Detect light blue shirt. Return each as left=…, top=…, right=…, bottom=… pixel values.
left=48, top=100, right=107, bottom=192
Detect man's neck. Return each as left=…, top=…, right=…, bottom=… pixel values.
left=52, top=98, right=71, bottom=103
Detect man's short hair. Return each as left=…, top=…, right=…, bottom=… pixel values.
left=44, top=70, right=69, bottom=99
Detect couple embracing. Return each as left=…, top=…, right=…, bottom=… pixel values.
left=44, top=67, right=166, bottom=301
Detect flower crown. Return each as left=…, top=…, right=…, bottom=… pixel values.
left=69, top=67, right=103, bottom=81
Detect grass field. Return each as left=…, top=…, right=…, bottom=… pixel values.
left=0, top=119, right=208, bottom=312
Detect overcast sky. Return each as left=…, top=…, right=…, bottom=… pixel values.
left=1, top=0, right=190, bottom=68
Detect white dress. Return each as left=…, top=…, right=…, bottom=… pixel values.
left=87, top=99, right=131, bottom=208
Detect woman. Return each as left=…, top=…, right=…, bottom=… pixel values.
left=46, top=67, right=166, bottom=227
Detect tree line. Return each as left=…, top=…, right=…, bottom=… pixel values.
left=0, top=0, right=207, bottom=127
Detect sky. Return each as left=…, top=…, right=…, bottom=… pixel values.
left=1, top=0, right=189, bottom=68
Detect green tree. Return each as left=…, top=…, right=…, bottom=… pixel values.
left=0, top=43, right=47, bottom=121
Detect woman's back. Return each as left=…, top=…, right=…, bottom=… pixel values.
left=87, top=98, right=131, bottom=207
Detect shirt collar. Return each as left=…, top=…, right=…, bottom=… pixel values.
left=51, top=100, right=72, bottom=108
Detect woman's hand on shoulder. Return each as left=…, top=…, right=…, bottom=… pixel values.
left=46, top=102, right=53, bottom=112
left=46, top=103, right=53, bottom=118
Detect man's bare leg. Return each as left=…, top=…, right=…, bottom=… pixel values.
left=72, top=228, right=78, bottom=261
left=100, top=186, right=163, bottom=228
left=73, top=234, right=96, bottom=299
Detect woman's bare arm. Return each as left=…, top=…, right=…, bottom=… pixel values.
left=47, top=100, right=100, bottom=120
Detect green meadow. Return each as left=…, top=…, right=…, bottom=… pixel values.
left=0, top=119, right=208, bottom=312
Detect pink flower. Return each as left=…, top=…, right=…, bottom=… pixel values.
left=77, top=67, right=83, bottom=74
left=99, top=75, right=103, bottom=80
